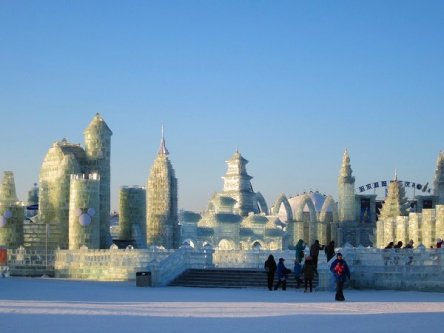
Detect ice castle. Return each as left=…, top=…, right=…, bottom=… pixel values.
left=0, top=114, right=444, bottom=291
left=1, top=114, right=444, bottom=251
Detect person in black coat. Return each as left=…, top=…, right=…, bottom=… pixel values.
left=264, top=254, right=277, bottom=291
left=310, top=240, right=321, bottom=268
left=302, top=256, right=318, bottom=292
left=324, top=241, right=335, bottom=262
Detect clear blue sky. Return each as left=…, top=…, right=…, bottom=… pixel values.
left=1, top=1, right=443, bottom=212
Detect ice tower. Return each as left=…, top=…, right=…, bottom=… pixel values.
left=38, top=114, right=112, bottom=249
left=379, top=172, right=409, bottom=219
left=336, top=150, right=376, bottom=246
left=146, top=129, right=179, bottom=249
left=68, top=173, right=100, bottom=249
left=38, top=139, right=85, bottom=249
left=338, top=149, right=355, bottom=222
left=221, top=150, right=259, bottom=216
left=119, top=186, right=147, bottom=248
left=0, top=171, right=24, bottom=248
left=433, top=151, right=444, bottom=204
left=84, top=113, right=113, bottom=248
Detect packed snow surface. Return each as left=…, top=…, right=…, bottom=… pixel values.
left=1, top=277, right=443, bottom=332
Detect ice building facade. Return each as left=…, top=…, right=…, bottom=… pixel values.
left=375, top=152, right=444, bottom=248
left=180, top=151, right=284, bottom=250
left=36, top=114, right=112, bottom=249
left=146, top=130, right=180, bottom=249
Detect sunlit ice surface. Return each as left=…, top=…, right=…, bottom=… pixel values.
left=1, top=278, right=443, bottom=333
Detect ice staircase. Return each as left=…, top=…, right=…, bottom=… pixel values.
left=169, top=268, right=319, bottom=289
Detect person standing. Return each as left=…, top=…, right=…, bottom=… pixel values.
left=437, top=238, right=443, bottom=248
left=385, top=241, right=394, bottom=249
left=301, top=256, right=318, bottom=293
left=310, top=240, right=321, bottom=268
left=404, top=240, right=414, bottom=248
left=394, top=241, right=403, bottom=249
left=330, top=252, right=350, bottom=301
left=324, top=240, right=335, bottom=262
left=274, top=258, right=291, bottom=291
left=293, top=259, right=303, bottom=289
left=264, top=254, right=277, bottom=291
left=295, top=239, right=305, bottom=263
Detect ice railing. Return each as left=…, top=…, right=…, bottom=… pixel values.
left=212, top=249, right=297, bottom=269
left=7, top=246, right=55, bottom=269
left=148, top=246, right=214, bottom=286
left=338, top=245, right=444, bottom=268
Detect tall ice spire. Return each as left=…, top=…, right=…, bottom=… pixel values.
left=146, top=128, right=179, bottom=249
left=338, top=149, right=356, bottom=222
left=159, top=125, right=169, bottom=155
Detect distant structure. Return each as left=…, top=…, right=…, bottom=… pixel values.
left=180, top=150, right=284, bottom=250
left=0, top=171, right=24, bottom=248
left=36, top=113, right=112, bottom=249
left=375, top=153, right=444, bottom=248
left=146, top=129, right=179, bottom=249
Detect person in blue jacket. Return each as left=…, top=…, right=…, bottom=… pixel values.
left=274, top=258, right=291, bottom=290
left=329, top=252, right=350, bottom=301
left=293, top=259, right=303, bottom=288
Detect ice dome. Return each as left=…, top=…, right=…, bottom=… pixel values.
left=278, top=191, right=333, bottom=222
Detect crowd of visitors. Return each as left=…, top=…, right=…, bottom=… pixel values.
left=265, top=236, right=442, bottom=300
left=265, top=239, right=351, bottom=301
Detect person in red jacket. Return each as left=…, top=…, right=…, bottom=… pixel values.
left=329, top=252, right=351, bottom=301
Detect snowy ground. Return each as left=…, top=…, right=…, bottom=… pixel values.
left=1, top=277, right=443, bottom=333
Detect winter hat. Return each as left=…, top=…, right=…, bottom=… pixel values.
left=279, top=258, right=285, bottom=262
left=336, top=252, right=343, bottom=257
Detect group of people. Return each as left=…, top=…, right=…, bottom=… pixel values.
left=264, top=239, right=351, bottom=301
left=385, top=238, right=444, bottom=249
left=294, top=239, right=337, bottom=267
left=384, top=240, right=415, bottom=249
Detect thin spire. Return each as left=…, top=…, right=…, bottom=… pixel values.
left=394, top=169, right=398, bottom=181
left=159, top=125, right=169, bottom=155
left=339, top=149, right=354, bottom=181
